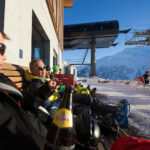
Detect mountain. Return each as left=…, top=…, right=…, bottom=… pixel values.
left=77, top=46, right=150, bottom=80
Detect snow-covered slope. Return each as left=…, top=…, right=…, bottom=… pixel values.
left=77, top=46, right=150, bottom=80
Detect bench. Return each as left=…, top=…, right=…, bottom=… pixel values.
left=136, top=77, right=145, bottom=86
left=0, top=63, right=129, bottom=149
left=0, top=63, right=29, bottom=91
left=136, top=77, right=144, bottom=82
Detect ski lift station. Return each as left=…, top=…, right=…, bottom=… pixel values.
left=0, top=0, right=129, bottom=77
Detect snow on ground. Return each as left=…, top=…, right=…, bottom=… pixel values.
left=77, top=77, right=150, bottom=139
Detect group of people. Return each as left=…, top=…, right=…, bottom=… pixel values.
left=24, top=59, right=120, bottom=120
left=0, top=29, right=98, bottom=149
left=1, top=29, right=150, bottom=149
left=0, top=29, right=119, bottom=149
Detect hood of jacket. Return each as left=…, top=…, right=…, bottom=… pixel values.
left=24, top=70, right=59, bottom=102
left=24, top=70, right=50, bottom=82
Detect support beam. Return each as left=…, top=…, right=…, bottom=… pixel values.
left=90, top=38, right=97, bottom=77
left=82, top=49, right=89, bottom=64
left=63, top=0, right=73, bottom=8
left=125, top=40, right=150, bottom=45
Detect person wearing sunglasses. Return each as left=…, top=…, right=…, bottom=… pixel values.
left=0, top=30, right=49, bottom=149
left=0, top=31, right=7, bottom=69
left=24, top=59, right=60, bottom=119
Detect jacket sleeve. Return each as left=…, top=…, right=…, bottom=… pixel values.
left=28, top=79, right=54, bottom=108
left=35, top=81, right=54, bottom=100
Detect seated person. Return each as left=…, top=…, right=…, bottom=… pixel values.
left=50, top=65, right=60, bottom=79
left=52, top=65, right=65, bottom=97
left=74, top=82, right=96, bottom=95
left=53, top=65, right=60, bottom=74
left=24, top=59, right=60, bottom=119
left=74, top=82, right=90, bottom=95
left=59, top=68, right=62, bottom=74
left=143, top=71, right=150, bottom=85
left=0, top=29, right=47, bottom=150
left=52, top=66, right=91, bottom=95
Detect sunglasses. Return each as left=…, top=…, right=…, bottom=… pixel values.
left=37, top=65, right=46, bottom=71
left=0, top=43, right=6, bottom=55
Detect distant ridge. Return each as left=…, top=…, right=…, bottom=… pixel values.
left=77, top=46, right=150, bottom=80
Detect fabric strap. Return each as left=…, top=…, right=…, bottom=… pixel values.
left=0, top=82, right=23, bottom=98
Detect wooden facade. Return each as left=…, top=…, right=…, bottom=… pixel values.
left=46, top=0, right=73, bottom=51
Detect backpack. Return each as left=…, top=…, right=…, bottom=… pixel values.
left=73, top=103, right=91, bottom=116
left=92, top=111, right=119, bottom=137
left=74, top=111, right=100, bottom=149
left=0, top=74, right=47, bottom=150
left=0, top=90, right=47, bottom=150
left=115, top=99, right=130, bottom=128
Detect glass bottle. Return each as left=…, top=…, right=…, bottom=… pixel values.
left=44, top=85, right=75, bottom=150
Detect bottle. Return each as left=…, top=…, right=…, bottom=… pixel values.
left=44, top=86, right=75, bottom=150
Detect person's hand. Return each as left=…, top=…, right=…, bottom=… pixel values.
left=48, top=78, right=57, bottom=89
left=48, top=78, right=60, bottom=89
left=56, top=85, right=60, bottom=89
left=55, top=78, right=60, bottom=89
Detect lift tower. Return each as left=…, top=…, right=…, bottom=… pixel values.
left=125, top=29, right=150, bottom=71
left=64, top=20, right=119, bottom=77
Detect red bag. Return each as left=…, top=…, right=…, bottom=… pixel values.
left=111, top=136, right=150, bottom=150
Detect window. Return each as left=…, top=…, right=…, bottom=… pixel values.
left=19, top=49, right=23, bottom=59
left=32, top=11, right=50, bottom=64
left=53, top=49, right=57, bottom=66
left=64, top=66, right=68, bottom=74
left=0, top=0, right=5, bottom=29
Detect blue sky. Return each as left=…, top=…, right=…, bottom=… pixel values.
left=62, top=0, right=150, bottom=64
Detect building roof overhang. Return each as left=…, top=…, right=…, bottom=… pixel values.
left=64, top=20, right=119, bottom=50
left=64, top=0, right=73, bottom=8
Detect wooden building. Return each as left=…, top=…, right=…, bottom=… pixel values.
left=0, top=0, right=73, bottom=70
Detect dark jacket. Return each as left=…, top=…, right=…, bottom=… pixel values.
left=27, top=78, right=54, bottom=108
left=143, top=73, right=149, bottom=84
left=0, top=73, right=47, bottom=150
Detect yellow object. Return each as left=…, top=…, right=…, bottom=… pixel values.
left=53, top=108, right=73, bottom=128
left=75, top=85, right=90, bottom=94
left=24, top=70, right=50, bottom=81
left=48, top=89, right=59, bottom=102
left=24, top=69, right=59, bottom=102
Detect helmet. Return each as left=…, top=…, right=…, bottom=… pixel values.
left=120, top=99, right=129, bottom=105
left=53, top=65, right=59, bottom=74
left=74, top=81, right=79, bottom=87
left=74, top=111, right=100, bottom=146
